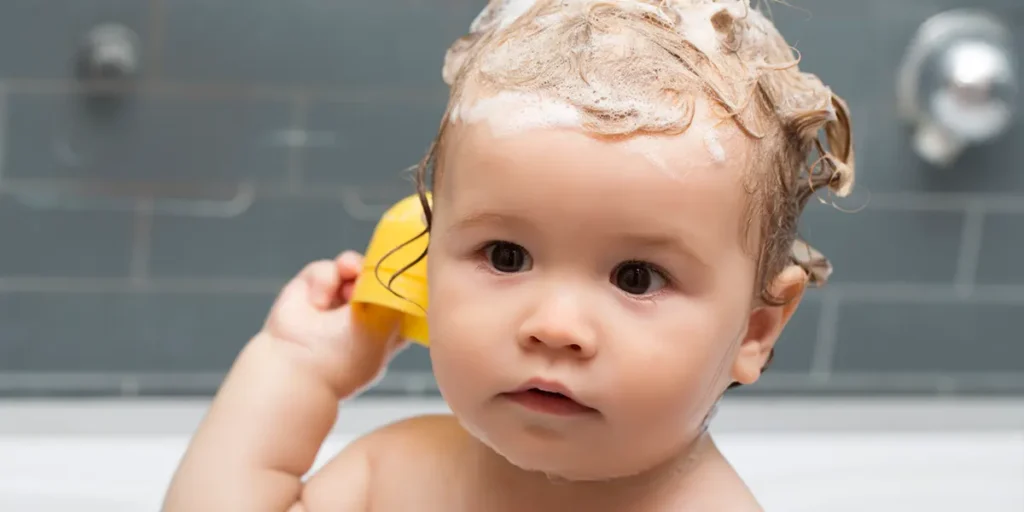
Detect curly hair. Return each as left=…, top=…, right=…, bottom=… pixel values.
left=391, top=0, right=856, bottom=385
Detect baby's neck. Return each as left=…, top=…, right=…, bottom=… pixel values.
left=471, top=433, right=755, bottom=512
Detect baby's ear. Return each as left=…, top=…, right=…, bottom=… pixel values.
left=731, top=265, right=807, bottom=386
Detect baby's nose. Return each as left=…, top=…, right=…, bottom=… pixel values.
left=522, top=333, right=596, bottom=358
left=517, top=293, right=598, bottom=358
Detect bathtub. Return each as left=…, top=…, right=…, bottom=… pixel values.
left=1, top=398, right=1022, bottom=511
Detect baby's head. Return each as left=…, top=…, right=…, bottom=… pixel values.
left=413, top=0, right=854, bottom=481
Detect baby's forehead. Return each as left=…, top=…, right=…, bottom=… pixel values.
left=442, top=116, right=749, bottom=219
left=437, top=121, right=754, bottom=267
left=443, top=90, right=753, bottom=180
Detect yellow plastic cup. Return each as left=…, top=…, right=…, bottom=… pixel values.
left=350, top=193, right=431, bottom=346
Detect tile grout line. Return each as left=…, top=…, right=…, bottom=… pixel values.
left=129, top=198, right=155, bottom=282
left=285, top=93, right=311, bottom=191
left=0, top=277, right=286, bottom=294
left=0, top=82, right=8, bottom=185
left=841, top=193, right=1024, bottom=213
left=829, top=283, right=1024, bottom=303
left=953, top=202, right=986, bottom=294
left=8, top=175, right=1024, bottom=212
left=809, top=292, right=841, bottom=381
left=0, top=78, right=447, bottom=105
left=144, top=0, right=166, bottom=80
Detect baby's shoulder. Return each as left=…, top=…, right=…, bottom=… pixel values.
left=362, top=414, right=477, bottom=508
left=362, top=413, right=468, bottom=462
left=303, top=414, right=472, bottom=511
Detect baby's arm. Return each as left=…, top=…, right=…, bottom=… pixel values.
left=162, top=253, right=403, bottom=511
left=162, top=334, right=356, bottom=511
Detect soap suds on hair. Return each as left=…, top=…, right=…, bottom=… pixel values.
left=453, top=89, right=731, bottom=169
left=450, top=89, right=582, bottom=137
left=470, top=0, right=538, bottom=33
left=429, top=0, right=858, bottom=305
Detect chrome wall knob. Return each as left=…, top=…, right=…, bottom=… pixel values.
left=897, top=9, right=1018, bottom=167
left=76, top=23, right=141, bottom=81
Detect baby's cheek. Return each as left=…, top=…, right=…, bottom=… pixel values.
left=605, top=319, right=729, bottom=428
left=428, top=323, right=480, bottom=416
left=618, top=354, right=708, bottom=415
left=427, top=276, right=506, bottom=398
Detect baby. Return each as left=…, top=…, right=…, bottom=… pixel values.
left=163, top=1, right=854, bottom=510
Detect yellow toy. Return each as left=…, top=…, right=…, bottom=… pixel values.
left=350, top=193, right=431, bottom=346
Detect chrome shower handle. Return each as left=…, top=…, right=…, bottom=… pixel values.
left=76, top=23, right=141, bottom=82
left=897, top=9, right=1018, bottom=167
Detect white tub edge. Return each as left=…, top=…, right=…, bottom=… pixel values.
left=0, top=396, right=1022, bottom=437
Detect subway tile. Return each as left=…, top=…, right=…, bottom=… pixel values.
left=5, top=93, right=292, bottom=184
left=872, top=0, right=1024, bottom=19
left=977, top=213, right=1024, bottom=285
left=833, top=300, right=1024, bottom=373
left=1, top=0, right=1020, bottom=398
left=149, top=191, right=410, bottom=278
left=870, top=0, right=1024, bottom=101
left=857, top=108, right=1024, bottom=194
left=301, top=98, right=447, bottom=188
left=0, top=197, right=134, bottom=277
left=0, top=0, right=149, bottom=80
left=766, top=0, right=871, bottom=18
left=387, top=344, right=433, bottom=374
left=855, top=4, right=1024, bottom=193
left=0, top=292, right=271, bottom=373
left=770, top=293, right=822, bottom=373
left=798, top=203, right=964, bottom=283
left=767, top=4, right=879, bottom=106
left=160, top=0, right=477, bottom=87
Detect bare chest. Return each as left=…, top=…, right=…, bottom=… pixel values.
left=365, top=473, right=710, bottom=512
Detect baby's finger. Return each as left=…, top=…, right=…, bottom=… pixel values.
left=340, top=280, right=358, bottom=304
left=300, top=260, right=341, bottom=310
left=335, top=251, right=364, bottom=280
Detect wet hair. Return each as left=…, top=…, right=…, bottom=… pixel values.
left=387, top=0, right=856, bottom=385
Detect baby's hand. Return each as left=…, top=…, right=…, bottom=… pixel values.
left=260, top=250, right=406, bottom=398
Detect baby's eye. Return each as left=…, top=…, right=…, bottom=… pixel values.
left=484, top=241, right=533, bottom=273
left=611, top=261, right=667, bottom=295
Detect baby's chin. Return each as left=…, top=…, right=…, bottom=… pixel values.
left=459, top=417, right=650, bottom=483
left=503, top=448, right=650, bottom=483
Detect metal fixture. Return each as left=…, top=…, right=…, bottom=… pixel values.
left=0, top=23, right=255, bottom=218
left=76, top=23, right=141, bottom=82
left=897, top=9, right=1018, bottom=167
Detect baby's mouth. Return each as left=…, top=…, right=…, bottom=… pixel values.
left=501, top=387, right=598, bottom=416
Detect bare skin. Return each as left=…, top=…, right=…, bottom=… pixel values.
left=159, top=0, right=854, bottom=507
left=163, top=118, right=807, bottom=511
left=161, top=251, right=765, bottom=512
left=161, top=251, right=405, bottom=512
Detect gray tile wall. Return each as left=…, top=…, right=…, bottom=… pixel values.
left=1, top=0, right=1022, bottom=397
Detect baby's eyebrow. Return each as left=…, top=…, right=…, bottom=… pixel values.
left=446, top=211, right=531, bottom=234
left=617, top=232, right=710, bottom=269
